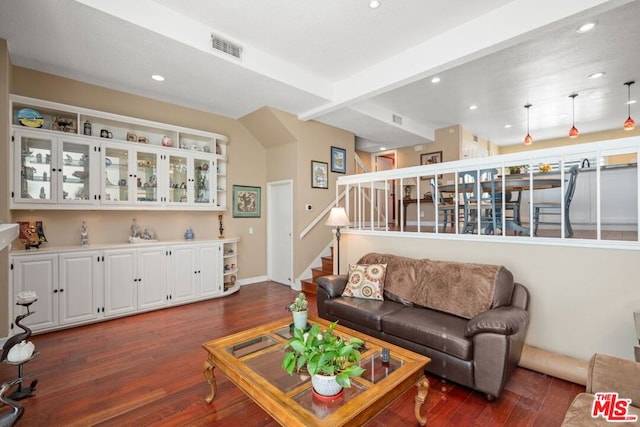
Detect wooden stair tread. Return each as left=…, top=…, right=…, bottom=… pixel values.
left=302, top=250, right=334, bottom=295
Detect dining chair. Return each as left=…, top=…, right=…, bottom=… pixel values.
left=494, top=189, right=522, bottom=233
left=429, top=179, right=458, bottom=232
left=459, top=169, right=499, bottom=234
left=532, top=165, right=579, bottom=237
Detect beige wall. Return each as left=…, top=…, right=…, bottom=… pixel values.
left=7, top=67, right=267, bottom=284
left=342, top=233, right=639, bottom=363
left=0, top=40, right=10, bottom=335
left=266, top=109, right=355, bottom=278
left=498, top=126, right=640, bottom=154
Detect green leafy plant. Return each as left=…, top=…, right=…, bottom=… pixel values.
left=286, top=292, right=308, bottom=312
left=282, top=321, right=365, bottom=388
left=508, top=165, right=527, bottom=174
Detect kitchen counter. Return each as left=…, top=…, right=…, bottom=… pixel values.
left=0, top=223, right=19, bottom=251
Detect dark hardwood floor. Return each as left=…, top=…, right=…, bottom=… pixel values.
left=1, top=282, right=582, bottom=426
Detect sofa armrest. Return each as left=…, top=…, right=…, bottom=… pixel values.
left=465, top=306, right=529, bottom=337
left=316, top=275, right=348, bottom=298
left=587, top=353, right=640, bottom=406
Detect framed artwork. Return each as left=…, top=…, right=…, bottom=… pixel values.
left=232, top=185, right=261, bottom=218
left=330, top=146, right=346, bottom=174
left=420, top=151, right=443, bottom=180
left=311, top=160, right=329, bottom=189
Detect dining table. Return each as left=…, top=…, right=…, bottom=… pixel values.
left=436, top=176, right=563, bottom=234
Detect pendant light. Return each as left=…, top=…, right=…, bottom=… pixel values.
left=624, top=81, right=636, bottom=131
left=523, top=104, right=533, bottom=145
left=568, top=94, right=579, bottom=138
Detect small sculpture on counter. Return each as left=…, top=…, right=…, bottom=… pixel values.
left=130, top=217, right=140, bottom=239
left=128, top=218, right=158, bottom=243
left=184, top=227, right=194, bottom=240
left=218, top=214, right=224, bottom=239
left=81, top=221, right=89, bottom=245
left=18, top=221, right=47, bottom=250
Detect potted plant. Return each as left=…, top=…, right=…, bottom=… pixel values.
left=282, top=321, right=365, bottom=396
left=287, top=292, right=308, bottom=330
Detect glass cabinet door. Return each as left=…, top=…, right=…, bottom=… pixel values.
left=135, top=150, right=159, bottom=204
left=60, top=140, right=93, bottom=203
left=193, top=156, right=214, bottom=205
left=15, top=132, right=55, bottom=203
left=168, top=154, right=188, bottom=204
left=103, top=146, right=130, bottom=203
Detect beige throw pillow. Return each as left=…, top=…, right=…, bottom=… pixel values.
left=342, top=263, right=386, bottom=300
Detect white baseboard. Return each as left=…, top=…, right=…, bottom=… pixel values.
left=238, top=276, right=268, bottom=286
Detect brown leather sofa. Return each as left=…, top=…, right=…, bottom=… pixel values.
left=316, top=253, right=530, bottom=400
left=562, top=353, right=640, bottom=426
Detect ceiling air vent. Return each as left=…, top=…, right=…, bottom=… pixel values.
left=392, top=114, right=403, bottom=125
left=211, top=34, right=242, bottom=60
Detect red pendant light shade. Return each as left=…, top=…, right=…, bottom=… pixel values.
left=523, top=104, right=533, bottom=145
left=568, top=94, right=579, bottom=138
left=624, top=81, right=635, bottom=131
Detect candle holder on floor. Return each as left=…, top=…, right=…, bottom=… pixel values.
left=1, top=299, right=39, bottom=400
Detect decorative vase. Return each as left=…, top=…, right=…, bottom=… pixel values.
left=292, top=310, right=308, bottom=330
left=311, top=374, right=343, bottom=397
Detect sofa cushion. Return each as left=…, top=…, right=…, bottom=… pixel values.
left=358, top=253, right=514, bottom=319
left=324, top=298, right=405, bottom=332
left=342, top=263, right=386, bottom=300
left=358, top=253, right=415, bottom=306
left=381, top=307, right=472, bottom=360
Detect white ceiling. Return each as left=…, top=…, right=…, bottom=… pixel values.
left=0, top=0, right=638, bottom=152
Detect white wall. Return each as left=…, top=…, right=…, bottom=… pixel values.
left=341, top=233, right=639, bottom=362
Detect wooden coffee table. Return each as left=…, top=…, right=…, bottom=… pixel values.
left=202, top=316, right=430, bottom=426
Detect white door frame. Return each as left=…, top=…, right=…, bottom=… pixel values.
left=266, top=179, right=294, bottom=287
left=371, top=150, right=398, bottom=224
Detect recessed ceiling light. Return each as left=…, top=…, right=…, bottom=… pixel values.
left=588, top=72, right=605, bottom=80
left=628, top=100, right=637, bottom=105
left=379, top=146, right=386, bottom=151
left=504, top=124, right=512, bottom=129
left=431, top=77, right=441, bottom=84
left=468, top=105, right=478, bottom=110
left=576, top=22, right=597, bottom=33
left=369, top=0, right=381, bottom=9
left=151, top=74, right=165, bottom=82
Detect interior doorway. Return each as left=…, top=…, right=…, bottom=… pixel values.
left=372, top=150, right=397, bottom=224
left=266, top=180, right=293, bottom=287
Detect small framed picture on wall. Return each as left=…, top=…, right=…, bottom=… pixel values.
left=311, top=161, right=329, bottom=189
left=420, top=151, right=443, bottom=180
left=330, top=146, right=346, bottom=174
left=232, top=185, right=261, bottom=217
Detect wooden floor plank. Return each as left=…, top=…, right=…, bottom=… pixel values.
left=0, top=282, right=581, bottom=426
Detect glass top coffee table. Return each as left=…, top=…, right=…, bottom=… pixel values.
left=202, top=315, right=431, bottom=426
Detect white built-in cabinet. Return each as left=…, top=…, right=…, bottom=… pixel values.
left=10, top=95, right=227, bottom=210
left=10, top=238, right=239, bottom=334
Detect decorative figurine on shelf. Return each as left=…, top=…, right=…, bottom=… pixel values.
left=130, top=218, right=140, bottom=239
left=128, top=218, right=158, bottom=243
left=218, top=214, right=224, bottom=239
left=83, top=120, right=92, bottom=136
left=81, top=221, right=89, bottom=246
left=184, top=227, right=194, bottom=240
left=39, top=187, right=46, bottom=199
